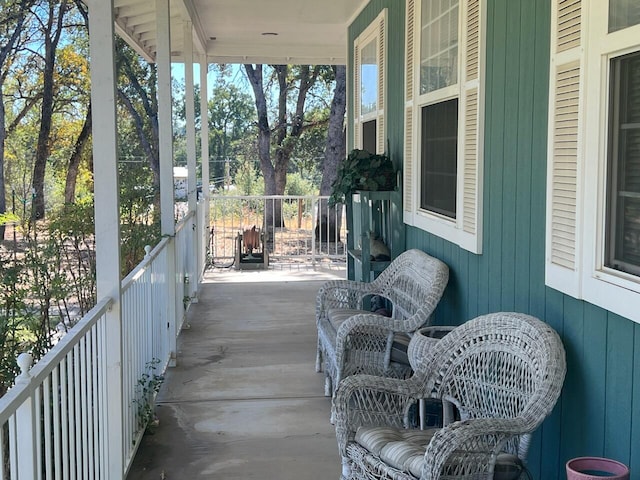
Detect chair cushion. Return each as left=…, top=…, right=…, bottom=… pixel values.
left=355, top=426, right=435, bottom=477
left=326, top=308, right=369, bottom=334
left=390, top=333, right=411, bottom=365
left=355, top=426, right=524, bottom=479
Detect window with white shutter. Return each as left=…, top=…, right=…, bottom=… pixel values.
left=546, top=0, right=640, bottom=323
left=354, top=10, right=387, bottom=155
left=403, top=0, right=484, bottom=254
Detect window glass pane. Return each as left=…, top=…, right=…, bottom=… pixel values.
left=420, top=99, right=458, bottom=218
left=609, top=0, right=640, bottom=33
left=362, top=120, right=377, bottom=154
left=606, top=51, right=640, bottom=275
left=361, top=40, right=377, bottom=115
left=420, top=0, right=459, bottom=95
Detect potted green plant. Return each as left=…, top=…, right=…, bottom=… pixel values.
left=328, top=149, right=396, bottom=206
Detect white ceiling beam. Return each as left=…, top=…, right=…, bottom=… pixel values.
left=114, top=20, right=155, bottom=61
left=178, top=0, right=207, bottom=54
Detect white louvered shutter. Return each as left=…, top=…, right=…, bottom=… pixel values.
left=403, top=0, right=415, bottom=222
left=353, top=43, right=361, bottom=149
left=377, top=14, right=386, bottom=154
left=460, top=0, right=483, bottom=248
left=545, top=0, right=583, bottom=298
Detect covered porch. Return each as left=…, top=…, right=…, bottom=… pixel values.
left=5, top=0, right=640, bottom=479
left=0, top=0, right=360, bottom=477
left=126, top=267, right=345, bottom=479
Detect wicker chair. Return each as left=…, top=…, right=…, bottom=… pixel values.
left=333, top=312, right=567, bottom=480
left=315, top=249, right=449, bottom=397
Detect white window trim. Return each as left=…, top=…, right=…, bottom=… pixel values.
left=546, top=0, right=640, bottom=323
left=403, top=0, right=485, bottom=254
left=353, top=9, right=387, bottom=154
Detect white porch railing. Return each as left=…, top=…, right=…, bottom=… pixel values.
left=0, top=203, right=205, bottom=479
left=210, top=195, right=346, bottom=268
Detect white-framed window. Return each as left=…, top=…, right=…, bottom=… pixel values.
left=403, top=0, right=485, bottom=254
left=546, top=0, right=640, bottom=323
left=354, top=9, right=387, bottom=154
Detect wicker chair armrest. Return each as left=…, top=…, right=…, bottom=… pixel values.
left=334, top=374, right=424, bottom=455
left=336, top=313, right=415, bottom=340
left=422, top=417, right=529, bottom=480
left=334, top=313, right=409, bottom=375
left=315, top=280, right=380, bottom=321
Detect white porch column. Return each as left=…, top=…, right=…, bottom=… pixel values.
left=200, top=55, right=210, bottom=283
left=156, top=0, right=179, bottom=366
left=184, top=21, right=198, bottom=301
left=87, top=0, right=123, bottom=475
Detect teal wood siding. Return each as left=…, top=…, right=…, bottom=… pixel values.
left=350, top=1, right=640, bottom=479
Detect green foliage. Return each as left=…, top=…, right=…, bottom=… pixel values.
left=0, top=201, right=98, bottom=397
left=234, top=159, right=264, bottom=196
left=133, top=359, right=164, bottom=436
left=0, top=250, right=32, bottom=398
left=285, top=172, right=317, bottom=196
left=328, top=149, right=396, bottom=206
left=47, top=201, right=97, bottom=316
left=0, top=213, right=19, bottom=226
left=119, top=163, right=161, bottom=275
left=289, top=107, right=329, bottom=187
left=208, top=80, right=258, bottom=189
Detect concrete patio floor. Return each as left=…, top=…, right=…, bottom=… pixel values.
left=127, top=263, right=346, bottom=479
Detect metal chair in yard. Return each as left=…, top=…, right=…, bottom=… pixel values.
left=333, top=312, right=567, bottom=480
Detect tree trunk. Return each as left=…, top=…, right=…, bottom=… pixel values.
left=0, top=0, right=34, bottom=238
left=318, top=65, right=347, bottom=242
left=117, top=89, right=160, bottom=188
left=64, top=102, right=92, bottom=204
left=32, top=1, right=67, bottom=221
left=116, top=44, right=161, bottom=193
left=244, top=64, right=276, bottom=192
left=244, top=64, right=278, bottom=232
left=0, top=87, right=6, bottom=240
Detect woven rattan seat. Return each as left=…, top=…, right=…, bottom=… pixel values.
left=315, top=249, right=449, bottom=397
left=333, top=312, right=567, bottom=480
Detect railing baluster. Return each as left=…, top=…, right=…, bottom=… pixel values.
left=88, top=326, right=100, bottom=480
left=9, top=415, right=17, bottom=479
left=43, top=375, right=53, bottom=479
left=61, top=357, right=69, bottom=480
left=0, top=418, right=6, bottom=480
left=80, top=336, right=89, bottom=480
left=53, top=364, right=62, bottom=478
left=35, top=384, right=42, bottom=480
left=13, top=353, right=37, bottom=480
left=73, top=344, right=82, bottom=480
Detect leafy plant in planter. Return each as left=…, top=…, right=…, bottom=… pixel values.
left=328, top=149, right=396, bottom=206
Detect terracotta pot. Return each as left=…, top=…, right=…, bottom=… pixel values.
left=566, top=457, right=629, bottom=480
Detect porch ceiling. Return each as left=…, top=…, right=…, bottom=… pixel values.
left=113, top=0, right=368, bottom=65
